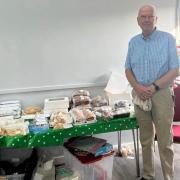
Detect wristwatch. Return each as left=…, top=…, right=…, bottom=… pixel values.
left=152, top=83, right=160, bottom=91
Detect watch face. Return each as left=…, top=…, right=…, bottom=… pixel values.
left=156, top=86, right=159, bottom=91
left=156, top=85, right=160, bottom=91
left=153, top=83, right=159, bottom=91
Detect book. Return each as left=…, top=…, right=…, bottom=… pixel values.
left=94, top=143, right=113, bottom=157
left=55, top=164, right=73, bottom=179
left=65, top=136, right=107, bottom=154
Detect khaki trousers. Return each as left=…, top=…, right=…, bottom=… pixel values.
left=134, top=87, right=174, bottom=180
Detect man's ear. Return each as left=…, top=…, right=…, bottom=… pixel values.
left=155, top=16, right=158, bottom=23
left=137, top=17, right=140, bottom=26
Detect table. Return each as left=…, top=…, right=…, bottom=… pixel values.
left=0, top=116, right=140, bottom=177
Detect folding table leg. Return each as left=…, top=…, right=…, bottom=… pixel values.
left=132, top=128, right=140, bottom=177
left=117, top=129, right=140, bottom=177
left=117, top=131, right=121, bottom=156
left=136, top=128, right=140, bottom=177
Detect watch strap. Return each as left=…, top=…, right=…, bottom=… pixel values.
left=152, top=83, right=160, bottom=91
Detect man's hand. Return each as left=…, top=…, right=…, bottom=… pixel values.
left=134, top=84, right=156, bottom=100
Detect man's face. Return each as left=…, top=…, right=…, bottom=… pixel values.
left=137, top=7, right=157, bottom=34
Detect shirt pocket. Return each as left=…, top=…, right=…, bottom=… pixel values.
left=149, top=44, right=168, bottom=65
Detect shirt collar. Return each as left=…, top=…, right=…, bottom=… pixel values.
left=141, top=27, right=157, bottom=40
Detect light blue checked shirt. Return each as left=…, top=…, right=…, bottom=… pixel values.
left=125, top=29, right=180, bottom=85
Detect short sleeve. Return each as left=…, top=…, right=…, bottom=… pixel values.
left=168, top=35, right=180, bottom=69
left=125, top=42, right=132, bottom=70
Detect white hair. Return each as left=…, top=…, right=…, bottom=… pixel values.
left=138, top=4, right=157, bottom=17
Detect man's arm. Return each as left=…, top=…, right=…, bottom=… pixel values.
left=154, top=68, right=179, bottom=89
left=125, top=69, right=138, bottom=89
left=125, top=69, right=154, bottom=100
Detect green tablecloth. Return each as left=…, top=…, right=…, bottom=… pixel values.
left=0, top=117, right=138, bottom=148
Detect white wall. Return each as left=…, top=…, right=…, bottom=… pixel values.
left=0, top=0, right=176, bottom=104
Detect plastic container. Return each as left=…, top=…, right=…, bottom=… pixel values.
left=63, top=147, right=114, bottom=180
left=105, top=91, right=131, bottom=107
left=28, top=124, right=49, bottom=134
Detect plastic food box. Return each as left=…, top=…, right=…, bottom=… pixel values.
left=105, top=91, right=131, bottom=107
left=28, top=124, right=49, bottom=134
left=63, top=147, right=114, bottom=180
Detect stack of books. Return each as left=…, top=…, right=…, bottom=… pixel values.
left=64, top=136, right=113, bottom=162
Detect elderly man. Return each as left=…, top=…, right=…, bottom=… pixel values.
left=125, top=4, right=179, bottom=180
